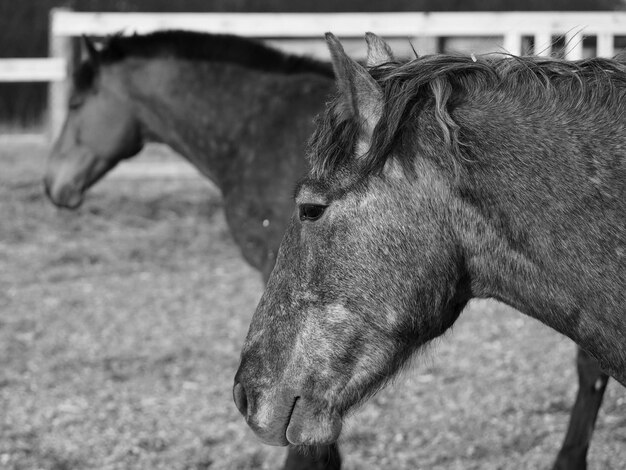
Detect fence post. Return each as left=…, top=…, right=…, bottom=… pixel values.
left=564, top=30, right=584, bottom=60
left=503, top=32, right=522, bottom=55
left=48, top=7, right=72, bottom=142
left=596, top=32, right=614, bottom=58
left=534, top=31, right=553, bottom=56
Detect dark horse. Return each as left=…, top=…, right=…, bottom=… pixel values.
left=234, top=33, right=625, bottom=469
left=43, top=31, right=339, bottom=470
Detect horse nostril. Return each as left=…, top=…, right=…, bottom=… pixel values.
left=43, top=178, right=52, bottom=200
left=233, top=382, right=248, bottom=417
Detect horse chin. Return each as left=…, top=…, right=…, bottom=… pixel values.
left=48, top=186, right=85, bottom=210
left=60, top=196, right=84, bottom=210
left=243, top=393, right=342, bottom=447
left=285, top=397, right=342, bottom=446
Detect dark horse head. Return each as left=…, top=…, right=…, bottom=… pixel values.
left=233, top=33, right=471, bottom=446
left=44, top=37, right=143, bottom=208
left=234, top=33, right=626, bottom=446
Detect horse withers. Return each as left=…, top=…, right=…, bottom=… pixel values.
left=234, top=33, right=625, bottom=466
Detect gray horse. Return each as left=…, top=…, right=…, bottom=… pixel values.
left=234, top=33, right=624, bottom=470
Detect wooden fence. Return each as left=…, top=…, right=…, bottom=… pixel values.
left=3, top=10, right=626, bottom=140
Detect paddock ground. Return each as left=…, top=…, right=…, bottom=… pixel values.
left=1, top=142, right=624, bottom=470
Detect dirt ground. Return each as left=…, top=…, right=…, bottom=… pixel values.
left=0, top=142, right=624, bottom=470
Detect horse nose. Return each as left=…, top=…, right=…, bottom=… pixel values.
left=233, top=381, right=248, bottom=417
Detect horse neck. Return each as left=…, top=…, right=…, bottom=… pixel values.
left=442, top=89, right=626, bottom=381
left=120, top=58, right=331, bottom=190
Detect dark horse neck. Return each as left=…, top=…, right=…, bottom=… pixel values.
left=111, top=55, right=332, bottom=277
left=446, top=88, right=626, bottom=383
left=121, top=57, right=332, bottom=191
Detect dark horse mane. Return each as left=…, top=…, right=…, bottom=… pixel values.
left=309, top=53, right=626, bottom=178
left=74, top=30, right=334, bottom=91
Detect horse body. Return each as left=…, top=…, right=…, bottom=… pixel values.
left=43, top=31, right=339, bottom=470
left=450, top=77, right=626, bottom=380
left=44, top=33, right=333, bottom=277
left=121, top=58, right=330, bottom=275
left=235, top=34, right=625, bottom=459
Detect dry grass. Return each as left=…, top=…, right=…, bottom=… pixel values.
left=0, top=142, right=624, bottom=470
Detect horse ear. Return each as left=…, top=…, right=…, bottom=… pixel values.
left=365, top=32, right=394, bottom=67
left=325, top=33, right=383, bottom=139
left=81, top=35, right=99, bottom=64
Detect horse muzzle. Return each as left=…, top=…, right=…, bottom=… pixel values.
left=233, top=378, right=342, bottom=446
left=43, top=177, right=84, bottom=209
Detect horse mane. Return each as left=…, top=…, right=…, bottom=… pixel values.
left=309, top=53, right=626, bottom=178
left=74, top=30, right=334, bottom=91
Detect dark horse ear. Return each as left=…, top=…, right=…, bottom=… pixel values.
left=365, top=32, right=394, bottom=67
left=81, top=35, right=99, bottom=64
left=325, top=33, right=383, bottom=140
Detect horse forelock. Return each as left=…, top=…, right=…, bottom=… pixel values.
left=310, top=53, right=626, bottom=180
left=307, top=98, right=362, bottom=179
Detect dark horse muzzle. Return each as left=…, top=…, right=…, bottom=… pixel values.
left=233, top=369, right=342, bottom=446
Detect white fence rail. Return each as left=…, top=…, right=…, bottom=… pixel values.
left=0, top=58, right=66, bottom=82
left=49, top=10, right=626, bottom=41
left=3, top=10, right=626, bottom=140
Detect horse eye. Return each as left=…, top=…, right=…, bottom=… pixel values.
left=299, top=204, right=327, bottom=222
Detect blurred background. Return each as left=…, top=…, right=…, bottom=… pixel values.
left=1, top=2, right=625, bottom=470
